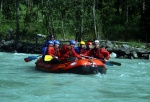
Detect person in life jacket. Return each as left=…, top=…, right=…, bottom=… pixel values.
left=88, top=40, right=110, bottom=61
left=74, top=41, right=86, bottom=55
left=43, top=40, right=55, bottom=63
left=47, top=40, right=61, bottom=64
left=53, top=40, right=61, bottom=59
left=60, top=40, right=82, bottom=61
left=60, top=44, right=68, bottom=56
left=41, top=34, right=55, bottom=55
left=83, top=41, right=93, bottom=56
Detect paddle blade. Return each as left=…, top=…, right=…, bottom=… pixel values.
left=24, top=58, right=32, bottom=62
left=27, top=56, right=38, bottom=60
left=109, top=61, right=121, bottom=66
left=24, top=55, right=40, bottom=62
left=105, top=61, right=113, bottom=66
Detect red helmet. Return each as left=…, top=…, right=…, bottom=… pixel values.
left=87, top=41, right=92, bottom=45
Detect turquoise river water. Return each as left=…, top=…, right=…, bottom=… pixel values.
left=0, top=52, right=150, bottom=102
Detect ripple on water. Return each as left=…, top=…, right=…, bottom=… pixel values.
left=0, top=53, right=150, bottom=102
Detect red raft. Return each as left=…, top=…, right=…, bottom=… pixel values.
left=35, top=58, right=107, bottom=75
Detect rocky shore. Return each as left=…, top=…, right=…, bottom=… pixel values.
left=0, top=39, right=150, bottom=60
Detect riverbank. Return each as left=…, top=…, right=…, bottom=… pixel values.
left=0, top=39, right=150, bottom=60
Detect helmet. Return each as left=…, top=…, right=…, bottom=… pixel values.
left=80, top=41, right=85, bottom=45
left=94, top=40, right=99, bottom=44
left=70, top=40, right=76, bottom=45
left=54, top=40, right=60, bottom=45
left=87, top=41, right=92, bottom=45
left=49, top=34, right=55, bottom=38
left=48, top=40, right=54, bottom=45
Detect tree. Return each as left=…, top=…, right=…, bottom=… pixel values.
left=16, top=0, right=20, bottom=40
left=0, top=0, right=149, bottom=43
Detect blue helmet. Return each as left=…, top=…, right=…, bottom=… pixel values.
left=47, top=40, right=54, bottom=45
left=70, top=40, right=76, bottom=45
left=54, top=40, right=60, bottom=45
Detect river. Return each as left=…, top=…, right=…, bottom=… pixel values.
left=0, top=52, right=149, bottom=102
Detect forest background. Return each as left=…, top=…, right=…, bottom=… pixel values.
left=0, top=0, right=150, bottom=44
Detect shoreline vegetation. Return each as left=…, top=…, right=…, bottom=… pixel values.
left=0, top=1, right=150, bottom=61
left=0, top=38, right=150, bottom=60
left=0, top=1, right=150, bottom=44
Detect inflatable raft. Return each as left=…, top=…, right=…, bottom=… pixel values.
left=35, top=58, right=107, bottom=74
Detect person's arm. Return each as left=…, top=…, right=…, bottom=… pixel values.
left=59, top=51, right=70, bottom=60
left=100, top=48, right=110, bottom=60
left=72, top=48, right=81, bottom=59
left=82, top=49, right=89, bottom=56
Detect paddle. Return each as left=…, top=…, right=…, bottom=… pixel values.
left=107, top=61, right=121, bottom=66
left=24, top=55, right=41, bottom=62
left=105, top=61, right=113, bottom=66
left=81, top=55, right=121, bottom=66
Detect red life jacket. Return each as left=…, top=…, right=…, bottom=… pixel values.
left=60, top=47, right=81, bottom=60
left=89, top=47, right=110, bottom=60
left=83, top=48, right=92, bottom=56
left=54, top=47, right=61, bottom=58
left=47, top=46, right=55, bottom=57
left=60, top=44, right=69, bottom=55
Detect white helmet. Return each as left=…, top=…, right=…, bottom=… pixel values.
left=94, top=40, right=99, bottom=44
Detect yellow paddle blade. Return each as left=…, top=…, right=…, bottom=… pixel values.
left=44, top=55, right=53, bottom=61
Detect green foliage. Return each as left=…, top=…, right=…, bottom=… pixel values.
left=0, top=21, right=16, bottom=39
left=0, top=0, right=149, bottom=43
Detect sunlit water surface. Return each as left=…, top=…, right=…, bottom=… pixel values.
left=0, top=52, right=149, bottom=102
